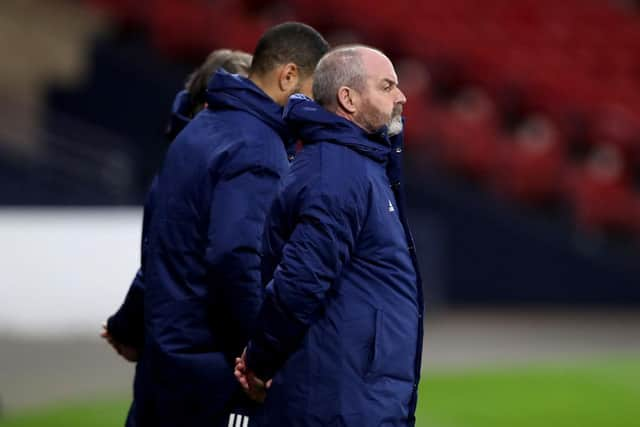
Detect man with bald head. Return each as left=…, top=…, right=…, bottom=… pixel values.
left=236, top=46, right=424, bottom=426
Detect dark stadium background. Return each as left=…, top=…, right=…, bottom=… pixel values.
left=1, top=1, right=639, bottom=426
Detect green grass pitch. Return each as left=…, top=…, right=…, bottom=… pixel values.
left=2, top=358, right=639, bottom=427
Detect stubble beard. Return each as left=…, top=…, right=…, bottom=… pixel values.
left=387, top=105, right=404, bottom=137
left=356, top=97, right=394, bottom=134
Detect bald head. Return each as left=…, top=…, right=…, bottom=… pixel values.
left=313, top=46, right=364, bottom=108
left=312, top=45, right=406, bottom=134
left=313, top=46, right=389, bottom=109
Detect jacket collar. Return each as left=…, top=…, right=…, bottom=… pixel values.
left=206, top=70, right=292, bottom=144
left=283, top=94, right=392, bottom=163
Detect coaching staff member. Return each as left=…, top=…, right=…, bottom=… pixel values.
left=103, top=48, right=253, bottom=363
left=132, top=23, right=328, bottom=427
left=236, top=46, right=424, bottom=427
left=102, top=48, right=252, bottom=426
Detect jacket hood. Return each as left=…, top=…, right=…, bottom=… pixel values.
left=165, top=89, right=192, bottom=142
left=206, top=70, right=291, bottom=143
left=283, top=94, right=392, bottom=163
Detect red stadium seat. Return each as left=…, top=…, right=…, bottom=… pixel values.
left=435, top=88, right=501, bottom=181
left=491, top=115, right=566, bottom=206
left=566, top=144, right=640, bottom=237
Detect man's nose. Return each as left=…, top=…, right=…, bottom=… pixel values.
left=396, top=88, right=407, bottom=104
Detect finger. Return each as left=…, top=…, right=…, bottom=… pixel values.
left=266, top=379, right=273, bottom=389
left=249, top=379, right=264, bottom=390
left=248, top=373, right=265, bottom=387
left=234, top=370, right=250, bottom=388
left=237, top=378, right=250, bottom=391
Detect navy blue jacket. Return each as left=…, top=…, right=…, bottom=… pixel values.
left=106, top=178, right=156, bottom=348
left=107, top=85, right=189, bottom=347
left=246, top=95, right=424, bottom=427
left=165, top=89, right=193, bottom=141
left=107, top=91, right=177, bottom=427
left=132, top=70, right=294, bottom=427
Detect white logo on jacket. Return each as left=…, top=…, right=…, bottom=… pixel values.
left=228, top=413, right=249, bottom=427
left=388, top=199, right=395, bottom=212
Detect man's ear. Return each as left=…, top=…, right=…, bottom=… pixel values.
left=337, top=86, right=358, bottom=114
left=278, top=63, right=299, bottom=93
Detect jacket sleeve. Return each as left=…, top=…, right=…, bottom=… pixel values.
left=205, top=164, right=283, bottom=352
left=245, top=185, right=364, bottom=380
left=106, top=181, right=157, bottom=348
left=107, top=269, right=145, bottom=347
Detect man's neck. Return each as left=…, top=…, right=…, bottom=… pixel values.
left=249, top=73, right=285, bottom=106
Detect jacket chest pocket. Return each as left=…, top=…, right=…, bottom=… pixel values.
left=362, top=191, right=408, bottom=256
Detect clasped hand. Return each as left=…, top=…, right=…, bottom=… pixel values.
left=234, top=349, right=272, bottom=403
left=100, top=323, right=139, bottom=362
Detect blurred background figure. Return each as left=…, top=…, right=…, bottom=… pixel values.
left=100, top=47, right=252, bottom=426
left=103, top=46, right=252, bottom=356
left=1, top=1, right=640, bottom=427
left=165, top=48, right=252, bottom=141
